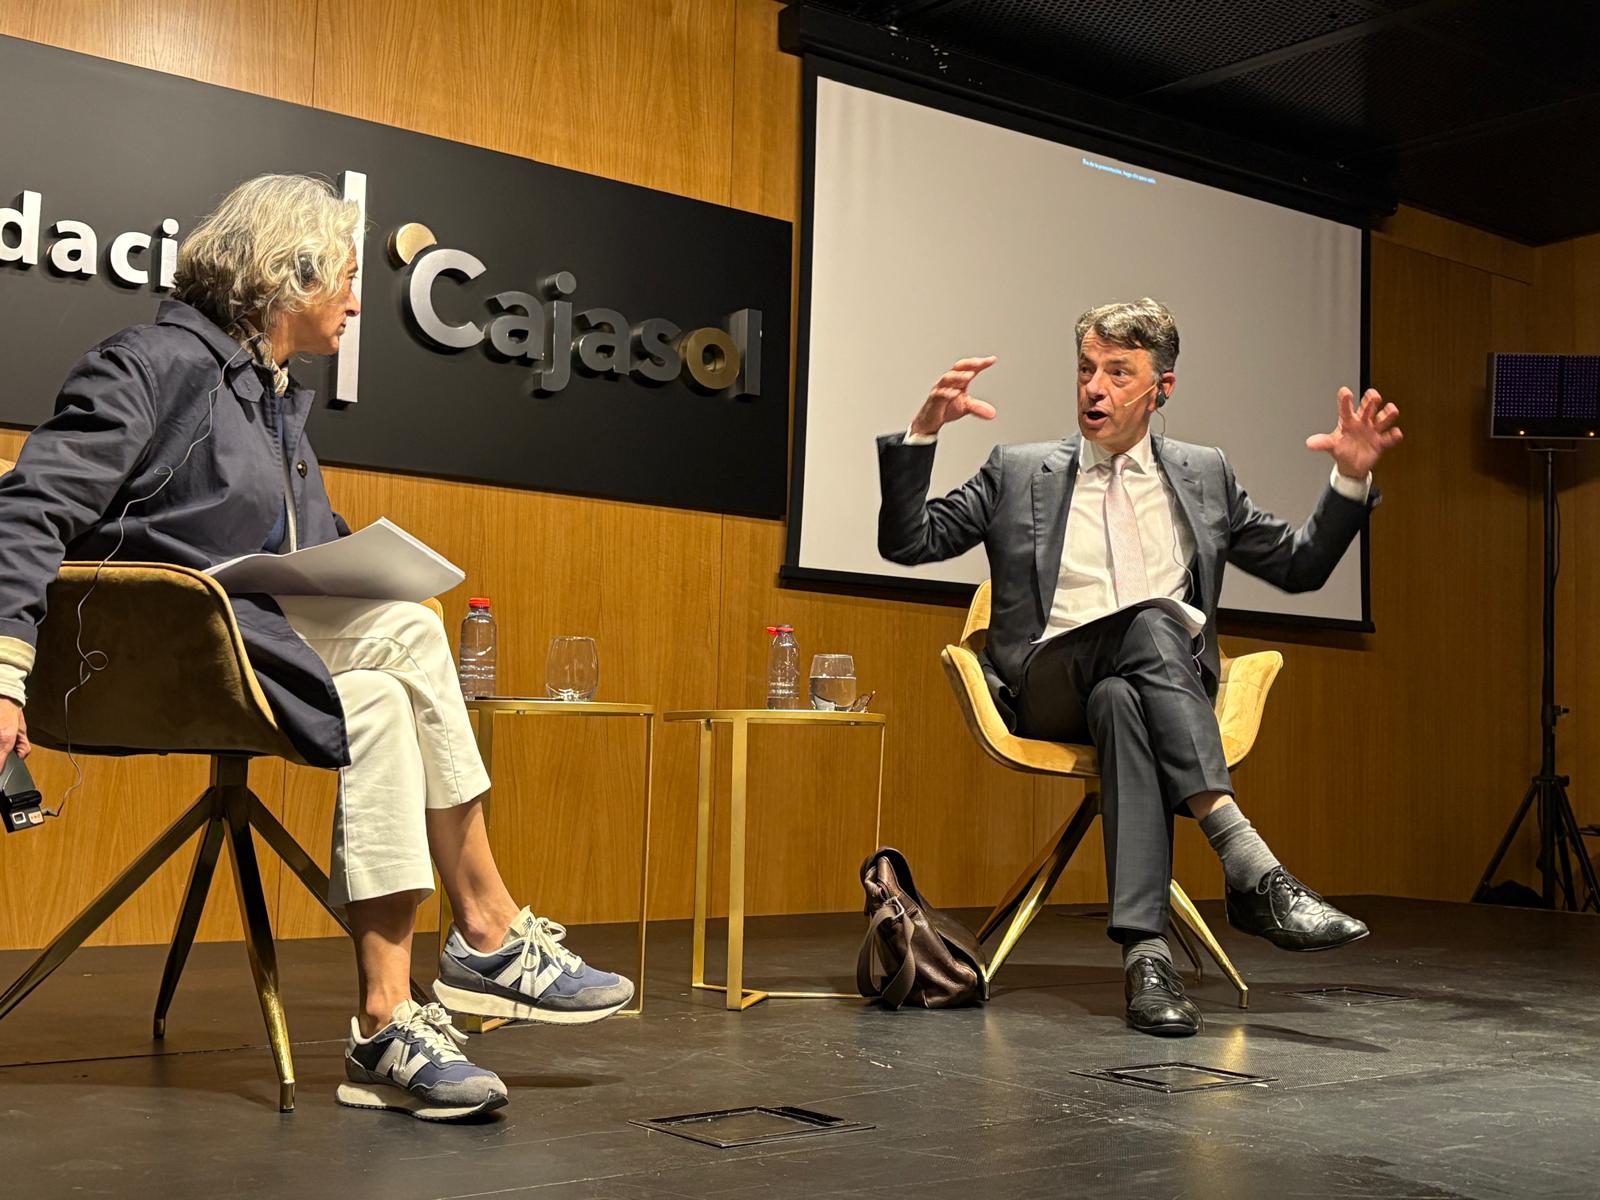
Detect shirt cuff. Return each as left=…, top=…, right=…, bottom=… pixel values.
left=0, top=637, right=32, bottom=707
left=903, top=427, right=938, bottom=446
left=1330, top=466, right=1371, bottom=503
left=0, top=663, right=27, bottom=708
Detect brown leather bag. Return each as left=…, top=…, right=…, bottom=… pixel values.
left=856, top=847, right=988, bottom=1010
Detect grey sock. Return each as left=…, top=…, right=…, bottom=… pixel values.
left=1199, top=802, right=1281, bottom=892
left=1122, top=934, right=1173, bottom=969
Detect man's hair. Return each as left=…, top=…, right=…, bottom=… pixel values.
left=174, top=174, right=361, bottom=332
left=1074, top=297, right=1180, bottom=376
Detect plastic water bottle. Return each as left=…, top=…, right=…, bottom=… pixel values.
left=458, top=597, right=498, bottom=699
left=765, top=625, right=800, bottom=709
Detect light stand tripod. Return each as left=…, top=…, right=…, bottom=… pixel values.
left=1474, top=447, right=1600, bottom=911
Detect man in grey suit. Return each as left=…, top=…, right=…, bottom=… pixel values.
left=877, top=298, right=1402, bottom=1036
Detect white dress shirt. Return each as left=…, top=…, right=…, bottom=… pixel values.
left=1042, top=432, right=1202, bottom=640
left=903, top=426, right=1371, bottom=644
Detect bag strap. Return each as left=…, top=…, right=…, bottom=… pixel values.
left=856, top=902, right=918, bottom=1009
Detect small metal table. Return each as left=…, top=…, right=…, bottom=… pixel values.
left=459, top=698, right=655, bottom=1020
left=662, top=708, right=887, bottom=1011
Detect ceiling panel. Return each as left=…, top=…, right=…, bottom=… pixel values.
left=791, top=0, right=1600, bottom=243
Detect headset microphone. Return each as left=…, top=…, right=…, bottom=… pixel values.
left=1118, top=381, right=1163, bottom=409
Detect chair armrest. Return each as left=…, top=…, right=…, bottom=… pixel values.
left=26, top=562, right=299, bottom=759
left=1214, top=650, right=1284, bottom=769
left=959, top=580, right=992, bottom=652
left=941, top=644, right=1098, bottom=777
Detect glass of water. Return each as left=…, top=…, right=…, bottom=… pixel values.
left=546, top=636, right=599, bottom=701
left=808, top=653, right=857, bottom=711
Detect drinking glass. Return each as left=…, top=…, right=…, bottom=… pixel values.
left=546, top=635, right=599, bottom=701
left=808, top=653, right=857, bottom=711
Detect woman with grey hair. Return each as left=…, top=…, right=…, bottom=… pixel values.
left=0, top=173, right=631, bottom=1121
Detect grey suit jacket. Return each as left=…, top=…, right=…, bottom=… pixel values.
left=876, top=430, right=1375, bottom=724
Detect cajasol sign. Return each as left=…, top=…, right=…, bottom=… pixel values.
left=0, top=35, right=791, bottom=517
left=393, top=223, right=761, bottom=398
left=1, top=189, right=765, bottom=404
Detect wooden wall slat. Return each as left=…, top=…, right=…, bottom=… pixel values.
left=313, top=0, right=737, bottom=206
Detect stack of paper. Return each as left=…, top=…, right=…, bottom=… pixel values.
left=205, top=518, right=465, bottom=602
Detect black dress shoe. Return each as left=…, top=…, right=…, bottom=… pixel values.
left=1124, top=957, right=1201, bottom=1037
left=1226, top=866, right=1370, bottom=952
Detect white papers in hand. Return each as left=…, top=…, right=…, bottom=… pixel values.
left=204, top=518, right=465, bottom=602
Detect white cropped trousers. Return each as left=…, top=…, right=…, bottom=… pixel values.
left=276, top=597, right=490, bottom=908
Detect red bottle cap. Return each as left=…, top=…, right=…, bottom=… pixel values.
left=468, top=597, right=492, bottom=609
left=765, top=625, right=794, bottom=635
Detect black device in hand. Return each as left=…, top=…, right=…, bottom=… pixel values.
left=1, top=750, right=44, bottom=832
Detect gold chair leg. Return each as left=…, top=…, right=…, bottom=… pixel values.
left=247, top=794, right=347, bottom=934
left=1168, top=880, right=1249, bottom=1009
left=978, top=791, right=1098, bottom=944
left=981, top=792, right=1102, bottom=986
left=153, top=814, right=228, bottom=1038
left=977, top=825, right=1063, bottom=943
left=0, top=792, right=215, bottom=1024
left=223, top=791, right=296, bottom=1113
left=983, top=830, right=1078, bottom=985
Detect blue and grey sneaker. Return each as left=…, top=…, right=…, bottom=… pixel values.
left=336, top=1000, right=508, bottom=1121
left=433, top=907, right=635, bottom=1025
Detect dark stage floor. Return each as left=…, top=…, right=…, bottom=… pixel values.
left=2, top=896, right=1597, bottom=1199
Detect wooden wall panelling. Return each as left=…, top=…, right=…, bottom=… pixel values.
left=480, top=714, right=649, bottom=927
left=1530, top=243, right=1577, bottom=354
left=591, top=495, right=724, bottom=922
left=1571, top=235, right=1600, bottom=341
left=1222, top=237, right=1538, bottom=900
left=313, top=0, right=737, bottom=206
left=1546, top=233, right=1600, bottom=844
left=1375, top=208, right=1536, bottom=285
left=730, top=0, right=800, bottom=221
left=0, top=0, right=318, bottom=105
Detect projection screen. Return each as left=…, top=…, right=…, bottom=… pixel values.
left=785, top=64, right=1370, bottom=629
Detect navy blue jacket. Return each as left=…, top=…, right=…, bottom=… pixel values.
left=0, top=300, right=353, bottom=767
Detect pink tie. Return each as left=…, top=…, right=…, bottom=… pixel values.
left=1106, top=453, right=1150, bottom=606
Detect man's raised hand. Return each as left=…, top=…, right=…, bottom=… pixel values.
left=909, top=356, right=999, bottom=437
left=1306, top=386, right=1402, bottom=480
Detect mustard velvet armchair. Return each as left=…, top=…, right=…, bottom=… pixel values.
left=0, top=459, right=440, bottom=1111
left=941, top=581, right=1284, bottom=1008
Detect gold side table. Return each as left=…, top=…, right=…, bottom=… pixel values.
left=454, top=699, right=655, bottom=1023
left=663, top=708, right=887, bottom=1011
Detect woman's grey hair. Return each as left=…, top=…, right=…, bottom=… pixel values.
left=173, top=174, right=361, bottom=332
left=1074, top=297, right=1180, bottom=376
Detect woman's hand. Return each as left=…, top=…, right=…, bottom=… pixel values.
left=0, top=699, right=31, bottom=759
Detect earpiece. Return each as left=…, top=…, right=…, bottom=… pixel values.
left=1156, top=384, right=1168, bottom=409
left=295, top=252, right=316, bottom=288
